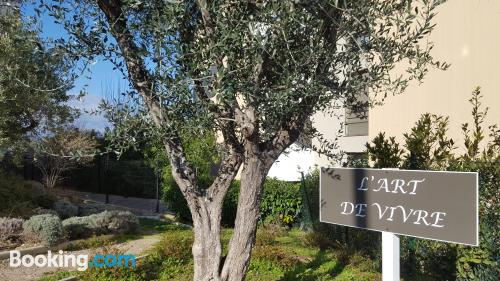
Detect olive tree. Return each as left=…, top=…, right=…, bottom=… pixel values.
left=36, top=0, right=448, bottom=279
left=0, top=13, right=74, bottom=147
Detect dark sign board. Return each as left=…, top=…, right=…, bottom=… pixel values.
left=320, top=168, right=478, bottom=246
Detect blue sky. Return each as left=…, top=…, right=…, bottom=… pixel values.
left=22, top=3, right=128, bottom=131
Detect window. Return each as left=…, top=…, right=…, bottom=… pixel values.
left=346, top=152, right=367, bottom=161
left=345, top=93, right=369, bottom=137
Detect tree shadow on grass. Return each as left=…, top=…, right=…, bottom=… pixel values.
left=279, top=250, right=346, bottom=281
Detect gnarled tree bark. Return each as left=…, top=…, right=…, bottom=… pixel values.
left=221, top=152, right=272, bottom=281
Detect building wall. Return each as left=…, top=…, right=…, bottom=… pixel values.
left=312, top=103, right=368, bottom=168
left=267, top=144, right=315, bottom=181
left=369, top=0, right=500, bottom=151
left=267, top=107, right=369, bottom=180
left=230, top=1, right=499, bottom=180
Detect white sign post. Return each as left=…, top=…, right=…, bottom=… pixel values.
left=382, top=231, right=400, bottom=281
left=382, top=168, right=400, bottom=281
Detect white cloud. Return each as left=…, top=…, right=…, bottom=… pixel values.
left=67, top=94, right=111, bottom=132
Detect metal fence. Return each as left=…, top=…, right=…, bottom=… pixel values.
left=1, top=151, right=162, bottom=202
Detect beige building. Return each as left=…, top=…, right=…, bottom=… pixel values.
left=269, top=0, right=499, bottom=180
left=370, top=0, right=500, bottom=151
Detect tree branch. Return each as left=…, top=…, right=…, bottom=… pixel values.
left=262, top=6, right=343, bottom=161
left=96, top=0, right=198, bottom=192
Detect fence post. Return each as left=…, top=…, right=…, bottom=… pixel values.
left=97, top=154, right=102, bottom=194
left=299, top=172, right=314, bottom=231
left=105, top=154, right=109, bottom=204
left=156, top=160, right=160, bottom=213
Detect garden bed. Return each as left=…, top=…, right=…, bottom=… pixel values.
left=38, top=225, right=382, bottom=281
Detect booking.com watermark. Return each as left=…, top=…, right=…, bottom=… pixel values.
left=9, top=250, right=136, bottom=271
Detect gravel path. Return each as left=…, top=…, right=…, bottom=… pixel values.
left=0, top=234, right=161, bottom=281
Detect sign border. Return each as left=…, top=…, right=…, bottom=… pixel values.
left=319, top=167, right=479, bottom=246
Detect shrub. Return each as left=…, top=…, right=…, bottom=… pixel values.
left=366, top=132, right=404, bottom=168
left=78, top=203, right=107, bottom=216
left=301, top=231, right=336, bottom=250
left=252, top=244, right=302, bottom=268
left=53, top=200, right=78, bottom=219
left=0, top=173, right=39, bottom=217
left=156, top=230, right=193, bottom=261
left=101, top=160, right=157, bottom=198
left=0, top=217, right=23, bottom=240
left=365, top=88, right=499, bottom=280
left=32, top=208, right=58, bottom=216
left=260, top=179, right=302, bottom=226
left=453, top=159, right=499, bottom=280
left=26, top=181, right=46, bottom=197
left=32, top=193, right=57, bottom=209
left=88, top=210, right=139, bottom=235
left=0, top=217, right=24, bottom=249
left=63, top=211, right=139, bottom=240
left=255, top=223, right=286, bottom=246
left=23, top=214, right=64, bottom=246
left=62, top=216, right=93, bottom=239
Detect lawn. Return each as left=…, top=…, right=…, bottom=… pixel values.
left=39, top=222, right=381, bottom=281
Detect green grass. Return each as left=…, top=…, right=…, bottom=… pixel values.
left=38, top=225, right=382, bottom=281
left=38, top=271, right=74, bottom=281
left=138, top=218, right=173, bottom=233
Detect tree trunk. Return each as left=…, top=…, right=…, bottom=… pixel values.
left=191, top=200, right=224, bottom=281
left=221, top=154, right=270, bottom=281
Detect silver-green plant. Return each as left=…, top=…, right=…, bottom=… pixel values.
left=53, top=200, right=78, bottom=219
left=23, top=214, right=64, bottom=246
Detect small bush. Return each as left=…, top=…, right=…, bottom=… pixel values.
left=53, top=200, right=78, bottom=219
left=349, top=253, right=379, bottom=272
left=26, top=181, right=46, bottom=197
left=252, top=244, right=302, bottom=268
left=260, top=178, right=302, bottom=226
left=32, top=208, right=59, bottom=216
left=32, top=193, right=57, bottom=209
left=301, top=231, right=336, bottom=250
left=88, top=210, right=139, bottom=235
left=0, top=215, right=24, bottom=241
left=256, top=223, right=286, bottom=246
left=0, top=174, right=53, bottom=217
left=156, top=230, right=193, bottom=261
left=23, top=214, right=64, bottom=246
left=78, top=203, right=107, bottom=216
left=62, top=211, right=139, bottom=240
left=62, top=216, right=93, bottom=239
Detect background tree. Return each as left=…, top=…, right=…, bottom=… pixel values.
left=0, top=13, right=75, bottom=149
left=38, top=0, right=448, bottom=279
left=33, top=128, right=98, bottom=188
